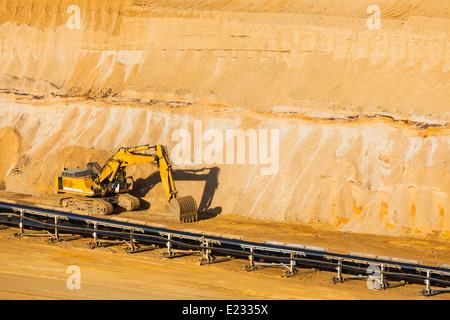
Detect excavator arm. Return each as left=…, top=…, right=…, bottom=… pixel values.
left=96, top=144, right=197, bottom=221
left=156, top=145, right=197, bottom=221
left=154, top=145, right=177, bottom=201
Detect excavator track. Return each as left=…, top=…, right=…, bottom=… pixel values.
left=116, top=193, right=140, bottom=211
left=60, top=197, right=114, bottom=215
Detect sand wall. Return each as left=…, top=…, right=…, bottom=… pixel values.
left=0, top=0, right=449, bottom=115
left=0, top=97, right=448, bottom=238
left=0, top=0, right=449, bottom=239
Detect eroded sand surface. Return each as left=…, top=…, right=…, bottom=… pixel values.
left=0, top=0, right=449, bottom=299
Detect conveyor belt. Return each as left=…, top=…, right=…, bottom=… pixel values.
left=0, top=201, right=449, bottom=297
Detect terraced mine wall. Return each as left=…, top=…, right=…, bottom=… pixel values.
left=0, top=0, right=448, bottom=239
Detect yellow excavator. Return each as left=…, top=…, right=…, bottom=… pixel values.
left=54, top=144, right=198, bottom=222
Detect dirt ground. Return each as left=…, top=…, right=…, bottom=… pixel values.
left=2, top=190, right=450, bottom=267
left=0, top=0, right=449, bottom=300
left=0, top=225, right=447, bottom=301
left=0, top=190, right=449, bottom=300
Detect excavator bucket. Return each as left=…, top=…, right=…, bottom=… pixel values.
left=165, top=196, right=198, bottom=222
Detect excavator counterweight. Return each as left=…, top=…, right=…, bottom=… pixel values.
left=55, top=144, right=198, bottom=222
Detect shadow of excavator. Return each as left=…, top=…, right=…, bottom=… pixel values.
left=131, top=166, right=221, bottom=220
